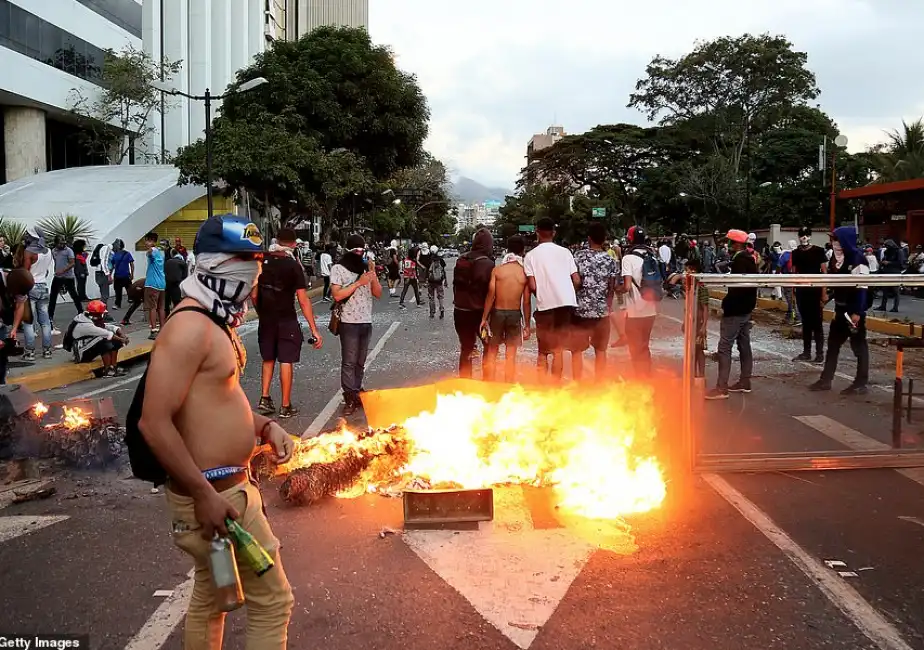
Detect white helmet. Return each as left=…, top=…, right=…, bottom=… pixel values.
left=747, top=232, right=756, bottom=243
left=390, top=239, right=398, bottom=249
left=430, top=245, right=438, bottom=254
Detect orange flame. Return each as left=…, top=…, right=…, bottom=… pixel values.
left=32, top=402, right=49, bottom=418
left=43, top=405, right=91, bottom=430
left=286, top=383, right=666, bottom=520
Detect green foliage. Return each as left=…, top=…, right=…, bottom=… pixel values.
left=514, top=33, right=877, bottom=234
left=37, top=214, right=96, bottom=244
left=0, top=219, right=27, bottom=248
left=69, top=44, right=182, bottom=164
left=174, top=26, right=429, bottom=237
left=872, top=118, right=924, bottom=183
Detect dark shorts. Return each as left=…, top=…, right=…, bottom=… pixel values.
left=258, top=319, right=303, bottom=364
left=80, top=338, right=123, bottom=363
left=534, top=306, right=573, bottom=355
left=489, top=309, right=522, bottom=347
left=143, top=287, right=164, bottom=311
left=570, top=315, right=611, bottom=352
left=388, top=265, right=400, bottom=280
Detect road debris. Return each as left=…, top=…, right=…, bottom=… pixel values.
left=378, top=527, right=400, bottom=539
left=11, top=486, right=56, bottom=504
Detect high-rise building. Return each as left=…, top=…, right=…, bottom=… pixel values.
left=0, top=0, right=142, bottom=183
left=142, top=0, right=287, bottom=162
left=285, top=0, right=368, bottom=39
left=527, top=125, right=564, bottom=163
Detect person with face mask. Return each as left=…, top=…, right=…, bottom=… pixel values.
left=810, top=227, right=869, bottom=395
left=330, top=234, right=382, bottom=415
left=770, top=241, right=784, bottom=300
left=138, top=214, right=297, bottom=648
left=791, top=227, right=828, bottom=362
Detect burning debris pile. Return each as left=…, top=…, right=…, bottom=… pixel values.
left=0, top=389, right=123, bottom=469
left=262, top=383, right=668, bottom=520
left=258, top=425, right=410, bottom=505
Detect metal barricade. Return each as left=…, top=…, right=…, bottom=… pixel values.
left=681, top=273, right=924, bottom=473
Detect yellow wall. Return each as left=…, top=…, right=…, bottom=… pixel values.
left=134, top=196, right=236, bottom=251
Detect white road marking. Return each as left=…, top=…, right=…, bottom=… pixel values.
left=123, top=570, right=195, bottom=650
left=73, top=373, right=142, bottom=399
left=0, top=515, right=69, bottom=543
left=302, top=321, right=401, bottom=438
left=704, top=474, right=913, bottom=650
left=152, top=590, right=173, bottom=598
left=794, top=415, right=924, bottom=487
left=403, top=487, right=600, bottom=649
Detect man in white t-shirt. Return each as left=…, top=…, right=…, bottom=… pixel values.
left=658, top=240, right=673, bottom=270
left=523, top=217, right=581, bottom=379
left=621, top=225, right=659, bottom=377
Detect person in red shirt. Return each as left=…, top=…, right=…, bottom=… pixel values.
left=398, top=247, right=421, bottom=309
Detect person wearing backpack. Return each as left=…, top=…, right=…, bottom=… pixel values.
left=620, top=225, right=662, bottom=376
left=705, top=229, right=759, bottom=400
left=426, top=244, right=448, bottom=318
left=89, top=241, right=112, bottom=310
left=453, top=228, right=495, bottom=378
left=132, top=214, right=296, bottom=647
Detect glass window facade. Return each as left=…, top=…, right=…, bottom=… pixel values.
left=0, top=0, right=106, bottom=85
left=75, top=0, right=141, bottom=38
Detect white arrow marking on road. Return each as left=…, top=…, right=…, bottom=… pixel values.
left=403, top=487, right=618, bottom=650
left=0, top=515, right=69, bottom=543
left=302, top=320, right=401, bottom=438
left=123, top=569, right=194, bottom=650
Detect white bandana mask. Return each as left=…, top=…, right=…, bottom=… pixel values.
left=799, top=236, right=811, bottom=246
left=180, top=253, right=260, bottom=327
left=832, top=241, right=845, bottom=267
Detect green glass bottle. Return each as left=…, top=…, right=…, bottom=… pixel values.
left=225, top=518, right=275, bottom=577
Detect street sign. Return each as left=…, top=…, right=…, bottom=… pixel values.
left=592, top=207, right=606, bottom=218
left=518, top=225, right=536, bottom=233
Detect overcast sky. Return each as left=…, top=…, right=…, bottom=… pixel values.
left=369, top=0, right=923, bottom=190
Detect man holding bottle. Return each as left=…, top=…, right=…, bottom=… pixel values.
left=139, top=214, right=295, bottom=649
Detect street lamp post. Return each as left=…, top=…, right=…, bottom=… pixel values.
left=828, top=135, right=849, bottom=232
left=152, top=76, right=268, bottom=219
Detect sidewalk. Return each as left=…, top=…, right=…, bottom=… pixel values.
left=7, top=286, right=325, bottom=393
left=710, top=289, right=924, bottom=338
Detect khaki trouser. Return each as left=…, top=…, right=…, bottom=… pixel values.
left=166, top=481, right=294, bottom=650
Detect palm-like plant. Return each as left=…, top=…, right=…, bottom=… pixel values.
left=873, top=118, right=924, bottom=183
left=37, top=214, right=96, bottom=244
left=0, top=218, right=28, bottom=247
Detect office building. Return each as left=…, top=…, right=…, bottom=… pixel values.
left=142, top=0, right=287, bottom=162
left=527, top=125, right=564, bottom=163
left=0, top=0, right=141, bottom=184
left=286, top=0, right=368, bottom=39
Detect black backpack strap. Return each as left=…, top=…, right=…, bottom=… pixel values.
left=167, top=305, right=231, bottom=340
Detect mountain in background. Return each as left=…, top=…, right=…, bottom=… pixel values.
left=449, top=176, right=513, bottom=204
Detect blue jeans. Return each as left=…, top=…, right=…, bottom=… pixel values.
left=23, top=283, right=52, bottom=351
left=339, top=322, right=372, bottom=403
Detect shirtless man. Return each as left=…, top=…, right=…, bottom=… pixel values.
left=140, top=214, right=295, bottom=650
left=480, top=235, right=531, bottom=382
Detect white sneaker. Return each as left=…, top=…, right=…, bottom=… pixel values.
left=51, top=327, right=61, bottom=336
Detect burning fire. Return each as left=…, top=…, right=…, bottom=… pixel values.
left=281, top=383, right=666, bottom=520
left=32, top=402, right=49, bottom=417
left=40, top=405, right=91, bottom=430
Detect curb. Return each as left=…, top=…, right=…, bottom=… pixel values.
left=707, top=290, right=923, bottom=337
left=10, top=286, right=325, bottom=393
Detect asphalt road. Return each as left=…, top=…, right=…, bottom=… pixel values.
left=3, top=259, right=924, bottom=649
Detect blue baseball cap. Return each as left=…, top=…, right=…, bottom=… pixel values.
left=194, top=213, right=264, bottom=255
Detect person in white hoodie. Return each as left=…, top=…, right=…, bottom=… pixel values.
left=68, top=300, right=130, bottom=377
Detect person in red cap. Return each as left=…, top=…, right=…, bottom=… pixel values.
left=706, top=229, right=758, bottom=400
left=68, top=300, right=130, bottom=377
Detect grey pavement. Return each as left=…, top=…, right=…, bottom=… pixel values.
left=2, top=260, right=924, bottom=649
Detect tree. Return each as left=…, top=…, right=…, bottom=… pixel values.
left=175, top=27, right=430, bottom=237
left=69, top=44, right=182, bottom=164
left=385, top=153, right=455, bottom=243
left=37, top=214, right=96, bottom=243
left=872, top=118, right=924, bottom=183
